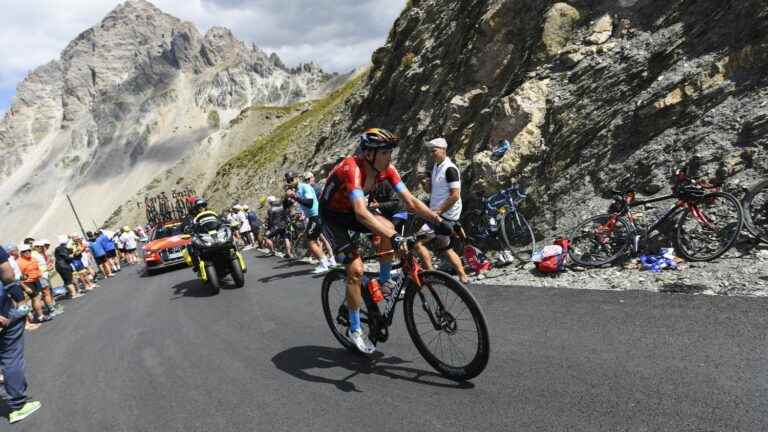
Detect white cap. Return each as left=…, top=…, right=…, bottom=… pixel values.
left=425, top=138, right=448, bottom=149
left=303, top=171, right=314, bottom=180
left=33, top=240, right=45, bottom=247
left=58, top=235, right=69, bottom=245
left=267, top=195, right=278, bottom=204
left=42, top=239, right=51, bottom=245
left=18, top=244, right=31, bottom=252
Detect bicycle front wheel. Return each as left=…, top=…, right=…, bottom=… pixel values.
left=403, top=271, right=490, bottom=381
left=675, top=191, right=743, bottom=261
left=501, top=211, right=535, bottom=262
left=742, top=179, right=768, bottom=244
left=568, top=214, right=632, bottom=267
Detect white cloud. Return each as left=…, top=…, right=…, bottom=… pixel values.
left=0, top=0, right=406, bottom=107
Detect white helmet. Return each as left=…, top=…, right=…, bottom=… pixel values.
left=267, top=195, right=278, bottom=205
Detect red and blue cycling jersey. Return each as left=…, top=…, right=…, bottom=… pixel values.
left=319, top=156, right=407, bottom=213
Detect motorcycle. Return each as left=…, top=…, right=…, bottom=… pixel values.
left=182, top=222, right=247, bottom=294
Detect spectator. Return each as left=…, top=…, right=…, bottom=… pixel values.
left=303, top=172, right=324, bottom=200
left=69, top=238, right=95, bottom=292
left=245, top=205, right=265, bottom=248
left=54, top=237, right=82, bottom=300
left=0, top=243, right=42, bottom=423
left=413, top=138, right=469, bottom=283
left=235, top=205, right=254, bottom=249
left=32, top=241, right=60, bottom=318
left=3, top=244, right=22, bottom=281
left=118, top=227, right=139, bottom=265
left=96, top=230, right=119, bottom=273
left=87, top=232, right=113, bottom=278
left=16, top=244, right=49, bottom=323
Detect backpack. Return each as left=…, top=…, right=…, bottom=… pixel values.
left=534, top=238, right=569, bottom=273
left=463, top=245, right=493, bottom=274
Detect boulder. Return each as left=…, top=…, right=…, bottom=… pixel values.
left=585, top=14, right=613, bottom=45
left=539, top=3, right=582, bottom=60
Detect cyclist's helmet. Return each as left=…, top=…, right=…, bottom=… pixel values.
left=194, top=197, right=208, bottom=213
left=360, top=128, right=400, bottom=150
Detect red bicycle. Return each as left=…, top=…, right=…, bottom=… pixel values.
left=568, top=170, right=743, bottom=266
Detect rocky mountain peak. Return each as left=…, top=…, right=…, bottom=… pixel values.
left=0, top=0, right=340, bottom=239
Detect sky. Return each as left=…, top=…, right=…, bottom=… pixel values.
left=0, top=0, right=407, bottom=116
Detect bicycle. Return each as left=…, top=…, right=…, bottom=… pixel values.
left=741, top=178, right=768, bottom=244
left=321, top=235, right=490, bottom=381
left=460, top=185, right=535, bottom=262
left=568, top=170, right=743, bottom=266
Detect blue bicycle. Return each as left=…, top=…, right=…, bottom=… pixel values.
left=460, top=185, right=536, bottom=262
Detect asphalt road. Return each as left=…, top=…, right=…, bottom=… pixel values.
left=3, top=251, right=767, bottom=431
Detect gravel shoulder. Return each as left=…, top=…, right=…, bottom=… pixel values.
left=473, top=241, right=768, bottom=297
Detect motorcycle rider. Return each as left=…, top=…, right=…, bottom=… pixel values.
left=186, top=198, right=221, bottom=271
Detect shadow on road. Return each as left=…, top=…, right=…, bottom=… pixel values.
left=271, top=345, right=473, bottom=392
left=659, top=282, right=711, bottom=294
left=141, top=264, right=189, bottom=278
left=258, top=269, right=313, bottom=283
left=171, top=279, right=216, bottom=298
left=275, top=260, right=309, bottom=269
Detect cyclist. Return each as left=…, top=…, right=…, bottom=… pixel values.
left=319, top=128, right=453, bottom=354
left=285, top=171, right=334, bottom=273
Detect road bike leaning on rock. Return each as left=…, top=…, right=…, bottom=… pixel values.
left=460, top=184, right=536, bottom=263
left=320, top=234, right=490, bottom=381
left=568, top=169, right=743, bottom=266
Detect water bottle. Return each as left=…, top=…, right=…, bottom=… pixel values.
left=488, top=217, right=498, bottom=232
left=362, top=275, right=384, bottom=303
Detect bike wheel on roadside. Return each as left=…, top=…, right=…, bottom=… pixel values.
left=501, top=211, right=536, bottom=262
left=741, top=179, right=768, bottom=244
left=568, top=214, right=632, bottom=267
left=403, top=271, right=490, bottom=381
left=675, top=191, right=743, bottom=261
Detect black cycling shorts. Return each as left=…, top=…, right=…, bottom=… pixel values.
left=320, top=208, right=369, bottom=254
left=305, top=216, right=323, bottom=241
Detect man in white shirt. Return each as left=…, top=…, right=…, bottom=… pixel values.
left=118, top=227, right=139, bottom=265
left=414, top=138, right=469, bottom=284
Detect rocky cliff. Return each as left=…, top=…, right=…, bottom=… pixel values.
left=211, top=0, right=768, bottom=241
left=0, top=0, right=338, bottom=238
left=359, top=0, right=768, bottom=233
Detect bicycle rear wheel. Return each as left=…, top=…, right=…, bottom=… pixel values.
left=675, top=191, right=743, bottom=261
left=568, top=214, right=632, bottom=267
left=321, top=269, right=377, bottom=353
left=403, top=271, right=490, bottom=381
left=742, top=179, right=768, bottom=244
left=501, top=211, right=535, bottom=262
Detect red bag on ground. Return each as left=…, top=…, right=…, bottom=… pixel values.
left=535, top=238, right=569, bottom=274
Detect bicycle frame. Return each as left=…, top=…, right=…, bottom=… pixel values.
left=606, top=192, right=716, bottom=255
left=360, top=245, right=454, bottom=343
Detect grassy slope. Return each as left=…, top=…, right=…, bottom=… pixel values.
left=205, top=71, right=367, bottom=207
left=220, top=72, right=366, bottom=173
